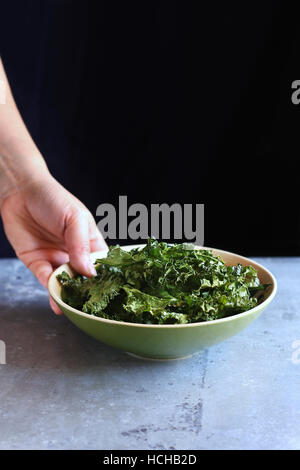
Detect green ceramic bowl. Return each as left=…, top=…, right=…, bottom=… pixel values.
left=48, top=245, right=277, bottom=360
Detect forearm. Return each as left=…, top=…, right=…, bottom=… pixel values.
left=0, top=57, right=49, bottom=206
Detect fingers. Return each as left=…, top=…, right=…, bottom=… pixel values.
left=49, top=295, right=63, bottom=315
left=89, top=217, right=108, bottom=253
left=64, top=211, right=96, bottom=277
left=17, top=249, right=68, bottom=314
left=24, top=258, right=62, bottom=314
left=26, top=259, right=54, bottom=288
left=19, top=249, right=69, bottom=277
left=44, top=249, right=69, bottom=267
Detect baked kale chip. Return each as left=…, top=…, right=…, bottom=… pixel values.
left=57, top=238, right=270, bottom=324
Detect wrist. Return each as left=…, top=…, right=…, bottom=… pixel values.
left=0, top=146, right=50, bottom=209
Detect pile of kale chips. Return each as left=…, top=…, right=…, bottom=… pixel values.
left=57, top=238, right=269, bottom=324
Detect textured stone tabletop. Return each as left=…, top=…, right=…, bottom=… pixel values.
left=0, top=257, right=299, bottom=450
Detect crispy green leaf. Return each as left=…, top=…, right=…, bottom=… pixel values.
left=57, top=238, right=268, bottom=324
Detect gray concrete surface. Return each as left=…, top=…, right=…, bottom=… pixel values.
left=0, top=257, right=299, bottom=450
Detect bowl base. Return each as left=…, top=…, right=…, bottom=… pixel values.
left=126, top=352, right=195, bottom=362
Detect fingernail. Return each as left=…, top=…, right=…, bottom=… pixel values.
left=85, top=261, right=97, bottom=277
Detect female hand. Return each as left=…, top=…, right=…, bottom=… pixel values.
left=0, top=174, right=107, bottom=314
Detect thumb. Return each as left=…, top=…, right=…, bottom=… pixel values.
left=89, top=217, right=108, bottom=253
left=64, top=210, right=96, bottom=277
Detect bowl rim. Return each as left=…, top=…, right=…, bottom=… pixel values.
left=48, top=244, right=277, bottom=329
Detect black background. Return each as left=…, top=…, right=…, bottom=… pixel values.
left=0, top=0, right=299, bottom=257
